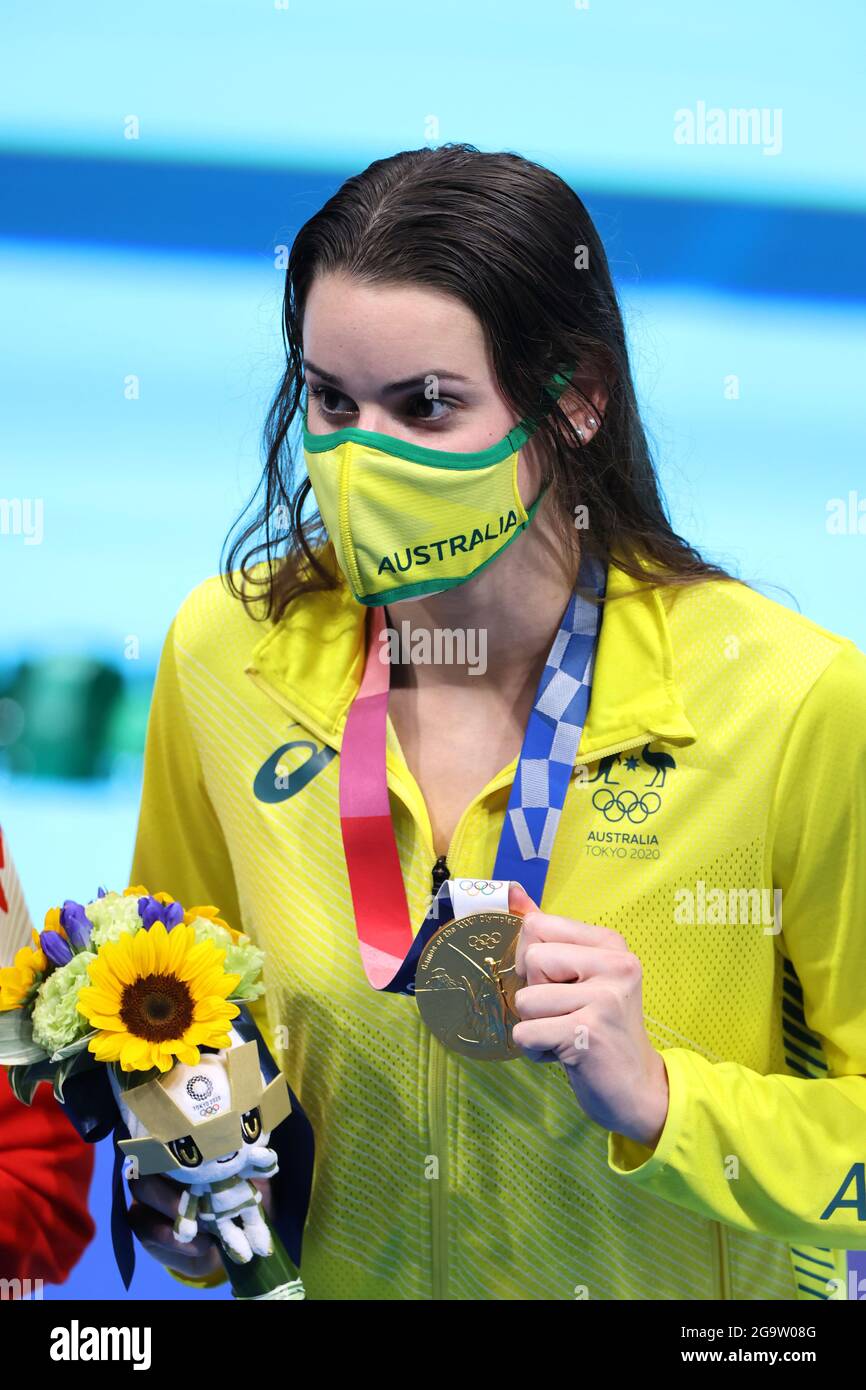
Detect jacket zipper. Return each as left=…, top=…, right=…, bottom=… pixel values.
left=427, top=853, right=451, bottom=1299
left=712, top=1220, right=731, bottom=1298
left=427, top=1029, right=449, bottom=1300
left=431, top=854, right=450, bottom=897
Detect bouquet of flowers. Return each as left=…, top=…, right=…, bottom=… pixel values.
left=0, top=885, right=314, bottom=1300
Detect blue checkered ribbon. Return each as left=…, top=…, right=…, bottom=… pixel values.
left=492, top=549, right=606, bottom=902
left=385, top=550, right=606, bottom=996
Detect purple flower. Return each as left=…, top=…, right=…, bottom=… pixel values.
left=97, top=886, right=107, bottom=899
left=60, top=900, right=92, bottom=950
left=41, top=931, right=73, bottom=967
left=137, top=896, right=185, bottom=931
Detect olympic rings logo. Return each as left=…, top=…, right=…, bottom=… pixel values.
left=194, top=1103, right=221, bottom=1117
left=592, top=788, right=662, bottom=823
left=457, top=879, right=501, bottom=896
left=468, top=932, right=502, bottom=950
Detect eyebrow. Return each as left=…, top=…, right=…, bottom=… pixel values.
left=303, top=360, right=474, bottom=391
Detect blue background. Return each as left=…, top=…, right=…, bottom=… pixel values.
left=0, top=0, right=864, bottom=1299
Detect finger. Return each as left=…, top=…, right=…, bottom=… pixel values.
left=512, top=1013, right=581, bottom=1057
left=522, top=909, right=627, bottom=950
left=516, top=913, right=626, bottom=976
left=138, top=1233, right=222, bottom=1279
left=127, top=1172, right=188, bottom=1221
left=513, top=980, right=594, bottom=1020
left=127, top=1202, right=221, bottom=1271
left=523, top=941, right=624, bottom=986
left=517, top=919, right=596, bottom=978
left=514, top=1042, right=561, bottom=1065
left=509, top=882, right=540, bottom=917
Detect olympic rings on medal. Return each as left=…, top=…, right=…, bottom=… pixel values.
left=591, top=788, right=662, bottom=824
left=468, top=932, right=502, bottom=950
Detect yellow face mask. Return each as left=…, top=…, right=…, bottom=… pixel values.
left=302, top=369, right=572, bottom=606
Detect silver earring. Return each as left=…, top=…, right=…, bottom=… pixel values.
left=575, top=426, right=585, bottom=443
left=587, top=416, right=597, bottom=429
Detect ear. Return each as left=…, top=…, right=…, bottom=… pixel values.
left=558, top=368, right=609, bottom=432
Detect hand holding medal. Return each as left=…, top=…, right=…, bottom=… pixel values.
left=508, top=881, right=671, bottom=1150
left=413, top=875, right=670, bottom=1151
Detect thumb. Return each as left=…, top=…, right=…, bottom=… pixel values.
left=508, top=881, right=540, bottom=917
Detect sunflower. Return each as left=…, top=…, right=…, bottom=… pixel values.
left=76, top=920, right=242, bottom=1073
left=0, top=932, right=48, bottom=1012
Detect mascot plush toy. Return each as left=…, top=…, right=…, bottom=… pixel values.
left=109, top=1028, right=302, bottom=1293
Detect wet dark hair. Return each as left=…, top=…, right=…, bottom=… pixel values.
left=223, top=142, right=735, bottom=620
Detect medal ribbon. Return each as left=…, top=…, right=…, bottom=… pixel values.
left=338, top=552, right=606, bottom=995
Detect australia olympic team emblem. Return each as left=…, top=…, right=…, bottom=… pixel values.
left=588, top=743, right=676, bottom=824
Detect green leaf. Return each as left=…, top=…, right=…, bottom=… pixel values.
left=52, top=1046, right=100, bottom=1101
left=8, top=1059, right=56, bottom=1105
left=0, top=1011, right=49, bottom=1066
left=49, top=1029, right=99, bottom=1063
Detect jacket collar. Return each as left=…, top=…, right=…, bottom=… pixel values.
left=243, top=549, right=697, bottom=761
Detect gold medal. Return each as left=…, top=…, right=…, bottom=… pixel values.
left=414, top=910, right=526, bottom=1061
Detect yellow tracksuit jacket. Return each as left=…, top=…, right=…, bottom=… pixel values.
left=129, top=551, right=866, bottom=1300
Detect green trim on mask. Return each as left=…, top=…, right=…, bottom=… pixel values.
left=354, top=479, right=551, bottom=606
left=302, top=368, right=573, bottom=469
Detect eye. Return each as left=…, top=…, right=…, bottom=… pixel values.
left=404, top=393, right=452, bottom=422
left=306, top=384, right=456, bottom=425
left=241, top=1108, right=262, bottom=1143
left=307, top=385, right=356, bottom=418
left=168, top=1135, right=203, bottom=1167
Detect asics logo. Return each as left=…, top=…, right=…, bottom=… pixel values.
left=253, top=738, right=336, bottom=803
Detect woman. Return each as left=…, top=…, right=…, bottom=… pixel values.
left=127, top=145, right=866, bottom=1300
